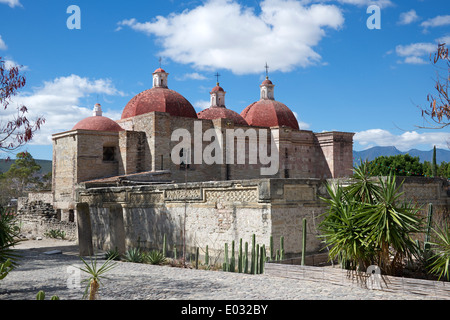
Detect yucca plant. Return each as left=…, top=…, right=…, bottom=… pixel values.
left=124, top=247, right=144, bottom=263
left=104, top=247, right=121, bottom=261
left=0, top=207, right=20, bottom=266
left=320, top=163, right=423, bottom=275
left=363, top=175, right=422, bottom=274
left=0, top=259, right=12, bottom=280
left=144, top=250, right=166, bottom=265
left=78, top=256, right=117, bottom=300
left=319, top=182, right=375, bottom=270
left=428, top=223, right=450, bottom=281
left=345, top=160, right=381, bottom=204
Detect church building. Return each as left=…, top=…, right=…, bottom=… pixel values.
left=51, top=67, right=354, bottom=214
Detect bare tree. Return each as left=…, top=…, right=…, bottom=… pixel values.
left=420, top=43, right=449, bottom=129
left=0, top=57, right=45, bottom=153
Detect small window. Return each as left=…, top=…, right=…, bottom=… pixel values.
left=103, top=147, right=115, bottom=161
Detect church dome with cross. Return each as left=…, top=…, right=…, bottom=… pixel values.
left=72, top=103, right=124, bottom=132
left=121, top=67, right=198, bottom=120
left=197, top=79, right=248, bottom=126
left=241, top=66, right=299, bottom=130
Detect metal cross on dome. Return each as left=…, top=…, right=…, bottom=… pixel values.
left=215, top=72, right=220, bottom=84
left=265, top=62, right=269, bottom=78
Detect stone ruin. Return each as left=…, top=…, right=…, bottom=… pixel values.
left=16, top=197, right=77, bottom=241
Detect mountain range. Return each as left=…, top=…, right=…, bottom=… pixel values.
left=353, top=146, right=450, bottom=165
left=0, top=146, right=448, bottom=176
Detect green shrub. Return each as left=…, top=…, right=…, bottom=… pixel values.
left=124, top=248, right=144, bottom=263
left=319, top=162, right=423, bottom=275
left=0, top=207, right=20, bottom=266
left=104, top=247, right=121, bottom=261
left=428, top=223, right=450, bottom=281
left=144, top=250, right=166, bottom=265
left=36, top=290, right=60, bottom=300
left=0, top=259, right=13, bottom=280
left=44, top=229, right=66, bottom=239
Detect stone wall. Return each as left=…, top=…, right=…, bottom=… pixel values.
left=76, top=178, right=329, bottom=259
left=75, top=176, right=450, bottom=261
left=16, top=198, right=77, bottom=240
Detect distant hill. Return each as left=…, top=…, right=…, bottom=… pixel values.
left=353, top=146, right=450, bottom=164
left=0, top=159, right=52, bottom=175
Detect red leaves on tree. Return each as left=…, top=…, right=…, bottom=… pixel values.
left=0, top=57, right=45, bottom=151
left=422, top=43, right=450, bottom=129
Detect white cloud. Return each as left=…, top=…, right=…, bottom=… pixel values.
left=395, top=42, right=437, bottom=64
left=3, top=58, right=29, bottom=70
left=334, top=0, right=393, bottom=8
left=175, top=72, right=207, bottom=81
left=293, top=111, right=310, bottom=130
left=7, top=75, right=124, bottom=145
left=194, top=100, right=210, bottom=111
left=398, top=9, right=420, bottom=25
left=421, top=15, right=450, bottom=29
left=354, top=129, right=450, bottom=151
left=0, top=35, right=7, bottom=50
left=117, top=0, right=344, bottom=75
left=0, top=0, right=21, bottom=8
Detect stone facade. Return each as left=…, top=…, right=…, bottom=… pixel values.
left=16, top=196, right=77, bottom=240
left=52, top=110, right=355, bottom=215
left=73, top=176, right=450, bottom=259
left=75, top=178, right=329, bottom=258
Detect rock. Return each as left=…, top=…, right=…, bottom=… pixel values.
left=36, top=237, right=42, bottom=240
left=43, top=250, right=62, bottom=255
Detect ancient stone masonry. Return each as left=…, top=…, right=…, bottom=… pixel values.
left=75, top=178, right=330, bottom=259
left=17, top=198, right=77, bottom=240
left=71, top=176, right=450, bottom=260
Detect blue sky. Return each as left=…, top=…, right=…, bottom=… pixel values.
left=0, top=0, right=449, bottom=160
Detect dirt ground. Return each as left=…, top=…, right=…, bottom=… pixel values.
left=12, top=238, right=80, bottom=256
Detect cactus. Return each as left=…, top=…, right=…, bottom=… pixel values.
left=224, top=242, right=229, bottom=272
left=251, top=234, right=256, bottom=274
left=194, top=247, right=199, bottom=269
left=162, top=234, right=167, bottom=258
left=280, top=236, right=285, bottom=261
left=255, top=244, right=260, bottom=274
left=259, top=245, right=265, bottom=274
left=302, top=218, right=307, bottom=266
left=269, top=235, right=274, bottom=261
left=205, top=245, right=209, bottom=266
left=244, top=241, right=249, bottom=274
left=276, top=249, right=279, bottom=261
left=230, top=240, right=235, bottom=272
left=36, top=290, right=45, bottom=300
left=36, top=291, right=59, bottom=300
left=238, top=239, right=243, bottom=273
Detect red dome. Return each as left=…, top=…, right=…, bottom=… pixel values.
left=197, top=106, right=248, bottom=126
left=72, top=116, right=123, bottom=132
left=154, top=68, right=166, bottom=73
left=241, top=100, right=299, bottom=130
left=211, top=85, right=224, bottom=93
left=121, top=87, right=198, bottom=119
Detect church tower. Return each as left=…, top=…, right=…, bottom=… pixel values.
left=210, top=82, right=226, bottom=107
left=152, top=68, right=169, bottom=88
left=93, top=103, right=102, bottom=116
left=260, top=77, right=275, bottom=100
